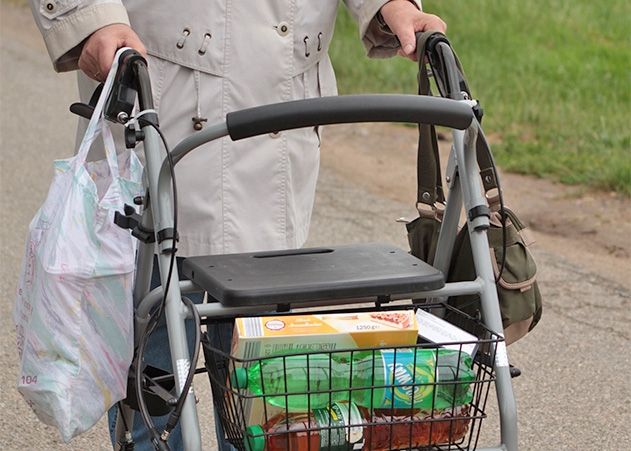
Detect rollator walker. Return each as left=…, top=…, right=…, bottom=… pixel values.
left=72, top=33, right=520, bottom=451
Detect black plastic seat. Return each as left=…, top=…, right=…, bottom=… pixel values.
left=182, top=243, right=444, bottom=307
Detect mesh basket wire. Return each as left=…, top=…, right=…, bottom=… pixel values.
left=203, top=303, right=501, bottom=451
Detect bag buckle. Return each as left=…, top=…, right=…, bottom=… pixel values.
left=416, top=202, right=444, bottom=221
left=485, top=188, right=502, bottom=212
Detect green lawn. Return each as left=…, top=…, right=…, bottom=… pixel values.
left=330, top=0, right=631, bottom=195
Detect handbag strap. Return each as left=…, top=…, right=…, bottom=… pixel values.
left=416, top=32, right=445, bottom=209
left=414, top=33, right=499, bottom=209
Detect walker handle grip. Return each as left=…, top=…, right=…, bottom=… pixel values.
left=226, top=94, right=473, bottom=141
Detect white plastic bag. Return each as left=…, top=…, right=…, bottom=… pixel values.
left=13, top=49, right=144, bottom=441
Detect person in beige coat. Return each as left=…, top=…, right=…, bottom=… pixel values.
left=30, top=0, right=446, bottom=449
left=32, top=0, right=445, bottom=256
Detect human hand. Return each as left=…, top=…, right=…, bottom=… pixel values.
left=379, top=0, right=447, bottom=61
left=78, top=24, right=147, bottom=82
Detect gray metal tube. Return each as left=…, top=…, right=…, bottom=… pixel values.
left=171, top=122, right=230, bottom=164
left=156, top=123, right=229, bottom=210
left=437, top=42, right=465, bottom=101
left=454, top=125, right=519, bottom=451
left=132, top=214, right=155, bottom=347
left=136, top=281, right=200, bottom=319
left=437, top=41, right=518, bottom=448
left=195, top=280, right=484, bottom=319
left=134, top=240, right=155, bottom=306
left=427, top=141, right=464, bottom=315
left=432, top=152, right=463, bottom=278
left=132, top=196, right=155, bottom=308
left=141, top=124, right=202, bottom=450
left=157, top=252, right=201, bottom=451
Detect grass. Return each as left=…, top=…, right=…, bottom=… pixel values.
left=330, top=0, right=631, bottom=195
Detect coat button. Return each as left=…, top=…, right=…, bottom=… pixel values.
left=46, top=2, right=55, bottom=11
left=276, top=22, right=289, bottom=37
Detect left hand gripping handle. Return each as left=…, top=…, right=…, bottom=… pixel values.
left=69, top=49, right=149, bottom=122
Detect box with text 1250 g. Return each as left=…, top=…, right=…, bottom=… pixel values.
left=230, top=310, right=418, bottom=426
left=231, top=310, right=418, bottom=360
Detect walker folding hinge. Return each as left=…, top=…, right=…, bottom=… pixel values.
left=114, top=204, right=155, bottom=244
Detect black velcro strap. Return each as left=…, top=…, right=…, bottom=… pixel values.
left=157, top=228, right=179, bottom=244
left=468, top=205, right=491, bottom=222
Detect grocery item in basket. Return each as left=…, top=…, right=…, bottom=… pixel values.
left=244, top=402, right=471, bottom=451
left=245, top=402, right=364, bottom=451
left=361, top=405, right=471, bottom=450
left=232, top=353, right=348, bottom=410
left=415, top=308, right=478, bottom=357
left=231, top=310, right=418, bottom=361
left=230, top=310, right=418, bottom=428
left=352, top=348, right=475, bottom=410
left=233, top=348, right=474, bottom=411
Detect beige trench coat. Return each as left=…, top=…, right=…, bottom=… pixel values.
left=31, top=0, right=419, bottom=256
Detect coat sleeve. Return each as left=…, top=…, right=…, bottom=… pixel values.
left=344, top=0, right=422, bottom=58
left=29, top=0, right=130, bottom=72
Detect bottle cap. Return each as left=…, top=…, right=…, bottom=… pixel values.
left=245, top=425, right=265, bottom=451
left=231, top=367, right=248, bottom=389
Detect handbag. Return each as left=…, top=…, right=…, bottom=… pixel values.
left=13, top=49, right=144, bottom=441
left=407, top=33, right=542, bottom=344
left=444, top=208, right=542, bottom=344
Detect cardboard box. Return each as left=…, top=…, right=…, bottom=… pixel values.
left=415, top=309, right=478, bottom=357
left=231, top=310, right=418, bottom=360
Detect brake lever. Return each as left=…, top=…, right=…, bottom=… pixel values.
left=425, top=33, right=472, bottom=103
left=69, top=82, right=103, bottom=120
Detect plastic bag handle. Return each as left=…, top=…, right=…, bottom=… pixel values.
left=74, top=47, right=133, bottom=179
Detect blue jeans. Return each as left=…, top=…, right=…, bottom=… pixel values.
left=108, top=257, right=236, bottom=450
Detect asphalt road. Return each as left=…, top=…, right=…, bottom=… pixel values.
left=1, top=3, right=629, bottom=450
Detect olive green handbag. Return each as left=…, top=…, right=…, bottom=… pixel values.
left=443, top=209, right=542, bottom=344
left=408, top=32, right=542, bottom=344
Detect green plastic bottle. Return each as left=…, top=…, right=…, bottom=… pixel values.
left=233, top=348, right=475, bottom=411
left=351, top=348, right=475, bottom=410
left=232, top=353, right=349, bottom=410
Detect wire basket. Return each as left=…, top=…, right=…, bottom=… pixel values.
left=203, top=303, right=502, bottom=451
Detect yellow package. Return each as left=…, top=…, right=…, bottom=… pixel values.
left=231, top=310, right=418, bottom=360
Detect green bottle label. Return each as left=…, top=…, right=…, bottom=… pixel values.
left=380, top=349, right=436, bottom=409
left=314, top=402, right=364, bottom=451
